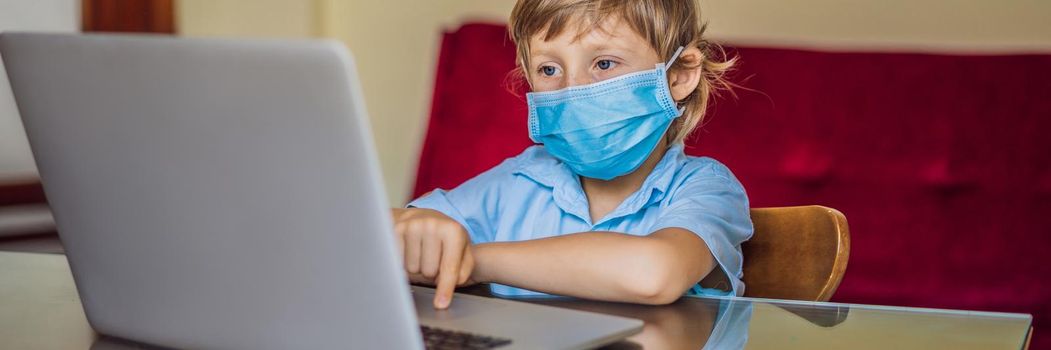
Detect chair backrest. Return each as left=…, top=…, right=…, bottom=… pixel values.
left=742, top=206, right=850, bottom=301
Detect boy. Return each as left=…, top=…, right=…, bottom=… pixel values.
left=394, top=0, right=751, bottom=309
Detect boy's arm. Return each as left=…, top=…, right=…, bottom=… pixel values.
left=472, top=228, right=717, bottom=305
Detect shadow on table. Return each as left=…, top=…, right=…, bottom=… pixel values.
left=458, top=284, right=848, bottom=349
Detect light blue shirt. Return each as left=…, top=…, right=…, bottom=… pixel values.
left=408, top=144, right=753, bottom=298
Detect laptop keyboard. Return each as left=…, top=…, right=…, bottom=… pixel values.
left=420, top=325, right=512, bottom=349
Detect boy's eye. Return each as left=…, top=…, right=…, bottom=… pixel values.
left=596, top=59, right=616, bottom=70
left=538, top=65, right=560, bottom=77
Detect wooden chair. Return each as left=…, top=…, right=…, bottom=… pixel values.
left=741, top=205, right=850, bottom=302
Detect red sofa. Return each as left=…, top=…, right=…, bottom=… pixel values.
left=413, top=23, right=1050, bottom=347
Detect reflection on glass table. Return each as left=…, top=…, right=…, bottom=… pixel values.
left=455, top=284, right=1031, bottom=350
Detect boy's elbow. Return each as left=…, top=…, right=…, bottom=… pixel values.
left=621, top=244, right=687, bottom=305
left=624, top=270, right=681, bottom=305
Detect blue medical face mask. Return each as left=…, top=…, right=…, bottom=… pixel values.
left=526, top=47, right=685, bottom=181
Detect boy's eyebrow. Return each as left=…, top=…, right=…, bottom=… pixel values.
left=527, top=32, right=640, bottom=62
left=585, top=41, right=638, bottom=55
left=529, top=45, right=634, bottom=63
left=591, top=44, right=630, bottom=53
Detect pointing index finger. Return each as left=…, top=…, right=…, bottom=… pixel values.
left=433, top=235, right=465, bottom=309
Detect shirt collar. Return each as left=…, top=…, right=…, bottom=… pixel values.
left=513, top=144, right=687, bottom=226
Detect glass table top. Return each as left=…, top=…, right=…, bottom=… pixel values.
left=0, top=252, right=1033, bottom=349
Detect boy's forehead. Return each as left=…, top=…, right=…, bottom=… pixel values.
left=530, top=16, right=646, bottom=52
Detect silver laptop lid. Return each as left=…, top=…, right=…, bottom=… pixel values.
left=1, top=32, right=422, bottom=349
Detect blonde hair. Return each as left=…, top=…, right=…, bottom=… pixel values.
left=508, top=0, right=735, bottom=144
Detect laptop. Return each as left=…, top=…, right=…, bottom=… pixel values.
left=0, top=32, right=643, bottom=349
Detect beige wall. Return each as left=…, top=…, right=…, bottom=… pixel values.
left=701, top=0, right=1051, bottom=53
left=176, top=0, right=1051, bottom=205
left=177, top=0, right=321, bottom=38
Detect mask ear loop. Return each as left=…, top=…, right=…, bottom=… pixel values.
left=666, top=46, right=687, bottom=116
left=667, top=46, right=686, bottom=68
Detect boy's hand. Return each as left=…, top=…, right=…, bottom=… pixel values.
left=392, top=208, right=475, bottom=309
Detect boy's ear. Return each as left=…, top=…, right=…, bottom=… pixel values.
left=668, top=47, right=704, bottom=102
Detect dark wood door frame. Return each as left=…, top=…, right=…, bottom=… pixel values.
left=82, top=0, right=175, bottom=33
